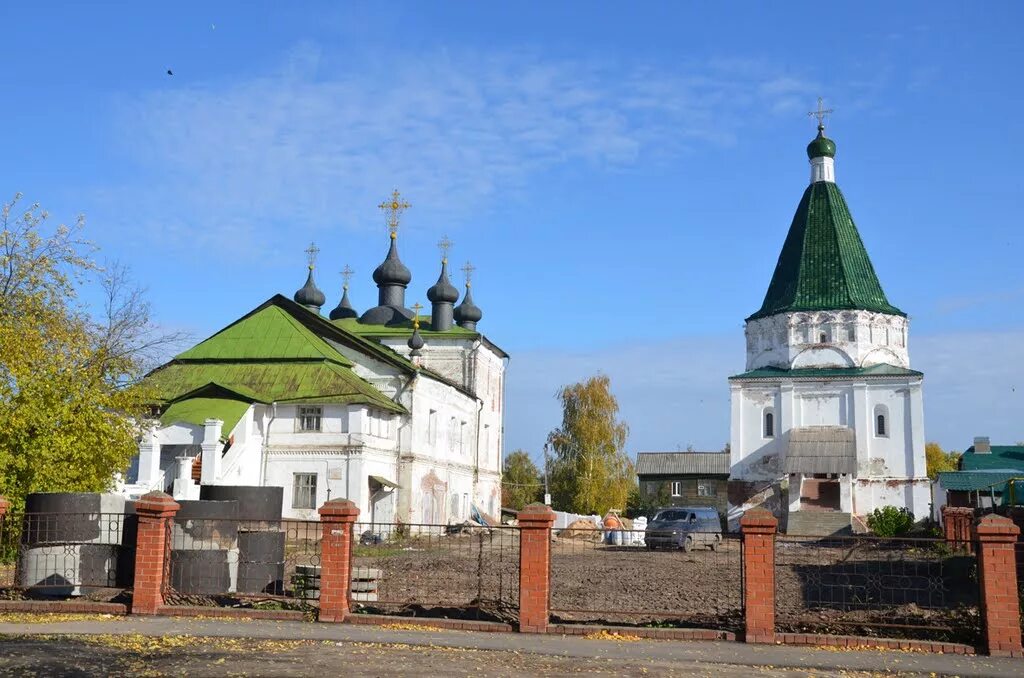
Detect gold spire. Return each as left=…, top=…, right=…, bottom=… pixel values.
left=378, top=189, right=410, bottom=239
left=437, top=235, right=453, bottom=263
left=411, top=302, right=423, bottom=329
left=461, top=260, right=476, bottom=288
left=340, top=264, right=354, bottom=290
left=304, top=242, right=320, bottom=270
left=807, top=96, right=834, bottom=131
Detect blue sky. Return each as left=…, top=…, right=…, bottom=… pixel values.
left=3, top=2, right=1023, bottom=462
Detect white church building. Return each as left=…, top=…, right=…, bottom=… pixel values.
left=728, top=117, right=929, bottom=533
left=122, top=193, right=506, bottom=523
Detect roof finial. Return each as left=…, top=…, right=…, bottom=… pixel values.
left=304, top=242, right=320, bottom=270
left=411, top=302, right=423, bottom=328
left=378, top=189, right=410, bottom=240
left=807, top=97, right=833, bottom=133
left=461, top=260, right=476, bottom=289
left=437, top=235, right=453, bottom=264
left=408, top=301, right=425, bottom=359
left=341, top=264, right=354, bottom=290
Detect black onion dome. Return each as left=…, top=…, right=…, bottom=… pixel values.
left=408, top=326, right=425, bottom=352
left=427, top=260, right=459, bottom=303
left=329, top=287, right=358, bottom=320
left=372, top=235, right=412, bottom=286
left=294, top=268, right=326, bottom=309
left=453, top=285, right=482, bottom=324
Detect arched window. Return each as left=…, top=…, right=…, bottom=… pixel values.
left=819, top=331, right=828, bottom=344
left=874, top=405, right=889, bottom=437
left=846, top=324, right=856, bottom=342
left=763, top=408, right=775, bottom=438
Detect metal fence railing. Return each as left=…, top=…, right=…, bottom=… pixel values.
left=349, top=522, right=520, bottom=623
left=0, top=512, right=134, bottom=600
left=775, top=534, right=981, bottom=644
left=549, top=528, right=743, bottom=632
left=165, top=517, right=320, bottom=611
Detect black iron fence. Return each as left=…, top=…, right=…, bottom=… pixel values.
left=0, top=512, right=134, bottom=600
left=349, top=521, right=520, bottom=623
left=549, top=527, right=744, bottom=632
left=775, top=534, right=981, bottom=644
left=164, top=517, right=320, bottom=612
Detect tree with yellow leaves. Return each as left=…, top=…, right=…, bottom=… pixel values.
left=546, top=374, right=634, bottom=514
left=0, top=195, right=182, bottom=508
left=925, top=442, right=960, bottom=480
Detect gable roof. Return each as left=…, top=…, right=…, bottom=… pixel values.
left=160, top=396, right=252, bottom=435
left=635, top=452, right=730, bottom=476
left=748, top=181, right=904, bottom=321
left=960, top=445, right=1024, bottom=472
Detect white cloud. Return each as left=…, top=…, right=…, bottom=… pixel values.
left=505, top=329, right=1024, bottom=464
left=105, top=48, right=816, bottom=254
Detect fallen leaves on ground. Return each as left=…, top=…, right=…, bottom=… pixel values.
left=0, top=612, right=118, bottom=624
left=582, top=630, right=642, bottom=642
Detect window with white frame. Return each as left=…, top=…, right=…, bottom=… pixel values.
left=297, top=406, right=322, bottom=432
left=846, top=324, right=857, bottom=342
left=670, top=481, right=682, bottom=497
left=292, top=473, right=318, bottom=509
left=428, top=410, right=438, bottom=445
left=697, top=480, right=717, bottom=497
left=763, top=408, right=775, bottom=438
left=874, top=405, right=889, bottom=437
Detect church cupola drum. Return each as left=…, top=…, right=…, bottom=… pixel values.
left=728, top=100, right=929, bottom=533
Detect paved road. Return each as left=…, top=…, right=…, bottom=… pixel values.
left=0, top=616, right=1019, bottom=676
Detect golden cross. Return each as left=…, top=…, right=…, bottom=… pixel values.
left=807, top=97, right=833, bottom=129
left=461, top=261, right=476, bottom=287
left=304, top=242, right=320, bottom=270
left=437, top=235, right=453, bottom=262
left=411, top=302, right=423, bottom=329
left=340, top=264, right=354, bottom=289
left=378, top=189, right=410, bottom=237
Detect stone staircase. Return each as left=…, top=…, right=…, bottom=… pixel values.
left=785, top=511, right=852, bottom=536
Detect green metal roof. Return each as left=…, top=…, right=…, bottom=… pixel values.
left=748, top=181, right=904, bottom=321
left=729, top=364, right=922, bottom=381
left=177, top=305, right=352, bottom=365
left=160, top=397, right=252, bottom=435
left=937, top=470, right=1023, bottom=492
left=959, top=445, right=1024, bottom=472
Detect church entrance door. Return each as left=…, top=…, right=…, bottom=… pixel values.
left=800, top=475, right=841, bottom=511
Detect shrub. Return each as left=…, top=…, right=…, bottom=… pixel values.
left=867, top=505, right=915, bottom=537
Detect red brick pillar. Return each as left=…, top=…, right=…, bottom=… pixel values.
left=942, top=506, right=974, bottom=553
left=741, top=508, right=778, bottom=644
left=518, top=503, right=555, bottom=633
left=318, top=498, right=359, bottom=623
left=131, top=491, right=180, bottom=615
left=0, top=496, right=9, bottom=519
left=974, top=514, right=1022, bottom=657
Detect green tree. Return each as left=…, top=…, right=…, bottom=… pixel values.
left=925, top=442, right=959, bottom=480
left=0, top=195, right=181, bottom=508
left=501, top=450, right=543, bottom=511
left=546, top=374, right=633, bottom=514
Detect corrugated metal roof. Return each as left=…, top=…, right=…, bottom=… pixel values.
left=635, top=452, right=730, bottom=476
left=784, top=426, right=856, bottom=474
left=959, top=445, right=1024, bottom=471
left=937, top=470, right=1022, bottom=492
left=730, top=364, right=922, bottom=381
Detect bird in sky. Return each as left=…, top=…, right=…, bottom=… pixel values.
left=166, top=69, right=173, bottom=76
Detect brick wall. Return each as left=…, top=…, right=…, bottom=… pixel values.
left=740, top=508, right=777, bottom=643
left=974, top=514, right=1023, bottom=657
left=517, top=502, right=555, bottom=633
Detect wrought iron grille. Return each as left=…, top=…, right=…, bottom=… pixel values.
left=349, top=521, right=519, bottom=623
left=165, top=517, right=320, bottom=610
left=775, top=534, right=981, bottom=644
left=549, top=527, right=743, bottom=632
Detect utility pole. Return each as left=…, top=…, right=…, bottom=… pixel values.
left=543, top=442, right=551, bottom=506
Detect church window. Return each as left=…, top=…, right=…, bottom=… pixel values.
left=763, top=409, right=775, bottom=438
left=670, top=481, right=682, bottom=497
left=292, top=473, right=318, bottom=509
left=874, top=405, right=889, bottom=437
left=428, top=410, right=438, bottom=445
left=846, top=324, right=856, bottom=342
left=697, top=480, right=717, bottom=497
left=819, top=331, right=828, bottom=344
left=297, top=406, right=322, bottom=432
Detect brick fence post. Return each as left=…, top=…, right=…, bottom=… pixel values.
left=973, top=514, right=1022, bottom=657
left=942, top=506, right=974, bottom=553
left=131, top=491, right=180, bottom=615
left=318, top=498, right=359, bottom=623
left=518, top=503, right=555, bottom=633
left=741, top=508, right=778, bottom=644
left=0, top=496, right=9, bottom=520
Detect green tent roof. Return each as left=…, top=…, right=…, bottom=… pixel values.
left=748, top=181, right=904, bottom=321
left=937, top=470, right=1023, bottom=492
left=729, top=364, right=922, bottom=381
left=959, top=445, right=1024, bottom=472
left=160, top=396, right=252, bottom=435
left=177, top=305, right=352, bottom=365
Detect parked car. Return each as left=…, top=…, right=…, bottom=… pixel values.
left=645, top=507, right=722, bottom=551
